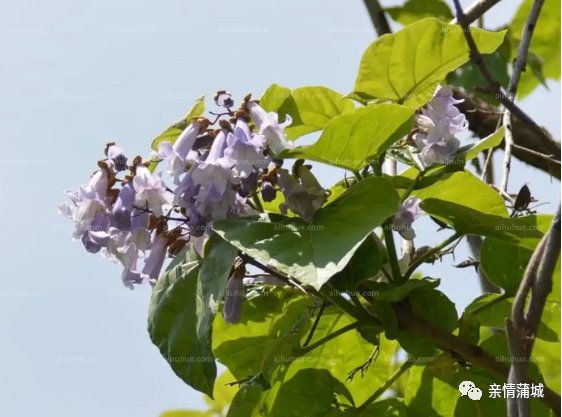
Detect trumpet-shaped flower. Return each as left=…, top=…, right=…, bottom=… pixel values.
left=247, top=102, right=293, bottom=154
left=392, top=196, right=423, bottom=240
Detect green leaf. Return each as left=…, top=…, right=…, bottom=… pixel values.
left=458, top=312, right=480, bottom=345
left=510, top=0, right=561, bottom=96
left=410, top=289, right=458, bottom=333
left=397, top=331, right=436, bottom=358
left=481, top=237, right=561, bottom=298
left=364, top=278, right=440, bottom=302
left=204, top=370, right=238, bottom=413
left=213, top=288, right=399, bottom=406
left=329, top=235, right=383, bottom=291
left=465, top=294, right=559, bottom=341
left=351, top=398, right=409, bottom=416
left=386, top=0, right=453, bottom=26
left=147, top=238, right=237, bottom=398
left=405, top=353, right=510, bottom=417
left=410, top=170, right=508, bottom=217
left=453, top=127, right=505, bottom=161
left=446, top=40, right=510, bottom=106
left=260, top=85, right=355, bottom=140
left=421, top=200, right=551, bottom=250
left=279, top=103, right=415, bottom=171
left=213, top=177, right=400, bottom=289
left=351, top=18, right=506, bottom=107
left=149, top=95, right=206, bottom=171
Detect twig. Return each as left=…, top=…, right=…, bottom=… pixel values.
left=508, top=205, right=561, bottom=417
left=357, top=359, right=414, bottom=411
left=362, top=0, right=391, bottom=37
left=402, top=233, right=461, bottom=281
left=450, top=0, right=503, bottom=25
left=454, top=88, right=560, bottom=179
left=452, top=0, right=554, bottom=154
left=513, top=144, right=561, bottom=165
left=390, top=300, right=561, bottom=414
left=500, top=0, right=546, bottom=194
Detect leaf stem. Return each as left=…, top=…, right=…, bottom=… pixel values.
left=300, top=321, right=361, bottom=355
left=471, top=292, right=511, bottom=316
left=402, top=233, right=461, bottom=281
left=357, top=359, right=414, bottom=411
left=401, top=170, right=426, bottom=202
left=383, top=222, right=403, bottom=285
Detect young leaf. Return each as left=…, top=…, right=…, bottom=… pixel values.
left=260, top=85, right=355, bottom=140
left=386, top=0, right=453, bottom=26
left=453, top=127, right=505, bottom=161
left=213, top=177, right=400, bottom=289
left=350, top=18, right=506, bottom=107
left=279, top=103, right=415, bottom=171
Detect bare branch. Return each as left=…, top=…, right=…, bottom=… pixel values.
left=508, top=205, right=561, bottom=416
left=451, top=0, right=555, bottom=155
left=362, top=0, right=391, bottom=36
left=501, top=0, right=546, bottom=193
left=452, top=88, right=561, bottom=179
left=450, top=0, right=503, bottom=25
left=513, top=144, right=561, bottom=166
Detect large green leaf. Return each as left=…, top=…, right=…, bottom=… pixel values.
left=409, top=170, right=508, bottom=217
left=364, top=278, right=440, bottom=303
left=259, top=85, right=355, bottom=140
left=386, top=0, right=453, bottom=26
left=213, top=177, right=400, bottom=289
left=279, top=104, right=415, bottom=171
left=350, top=18, right=506, bottom=107
left=149, top=95, right=206, bottom=171
left=214, top=288, right=398, bottom=407
left=147, top=238, right=237, bottom=398
left=421, top=200, right=551, bottom=250
left=510, top=0, right=561, bottom=96
left=465, top=294, right=559, bottom=342
left=481, top=234, right=561, bottom=298
left=409, top=289, right=458, bottom=333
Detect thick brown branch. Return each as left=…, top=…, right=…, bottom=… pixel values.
left=393, top=302, right=561, bottom=414
left=452, top=88, right=561, bottom=179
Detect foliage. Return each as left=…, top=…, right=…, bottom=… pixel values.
left=58, top=3, right=561, bottom=417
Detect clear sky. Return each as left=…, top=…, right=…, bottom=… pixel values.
left=0, top=0, right=559, bottom=416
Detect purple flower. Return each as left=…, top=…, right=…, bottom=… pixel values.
left=192, top=130, right=236, bottom=199
left=277, top=166, right=327, bottom=221
left=133, top=164, right=173, bottom=217
left=415, top=86, right=468, bottom=168
left=105, top=143, right=128, bottom=172
left=57, top=168, right=109, bottom=230
left=392, top=196, right=423, bottom=240
left=151, top=120, right=203, bottom=184
left=247, top=102, right=293, bottom=154
left=110, top=182, right=135, bottom=230
left=224, top=118, right=269, bottom=178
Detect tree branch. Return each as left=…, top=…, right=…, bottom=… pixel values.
left=500, top=0, right=546, bottom=194
left=393, top=301, right=561, bottom=414
left=362, top=0, right=391, bottom=37
left=507, top=205, right=561, bottom=417
left=452, top=0, right=555, bottom=158
left=452, top=88, right=560, bottom=179
left=450, top=0, right=503, bottom=25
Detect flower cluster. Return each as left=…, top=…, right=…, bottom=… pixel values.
left=414, top=86, right=469, bottom=168
left=57, top=92, right=328, bottom=292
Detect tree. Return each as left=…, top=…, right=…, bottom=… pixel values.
left=58, top=0, right=561, bottom=416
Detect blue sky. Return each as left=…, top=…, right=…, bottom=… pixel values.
left=0, top=0, right=559, bottom=416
